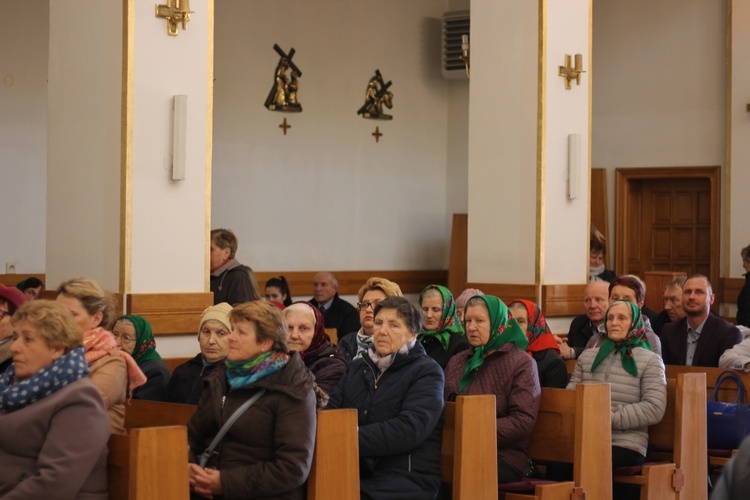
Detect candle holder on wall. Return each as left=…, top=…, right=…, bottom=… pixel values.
left=155, top=0, right=193, bottom=36
left=357, top=70, right=393, bottom=120
left=264, top=44, right=303, bottom=112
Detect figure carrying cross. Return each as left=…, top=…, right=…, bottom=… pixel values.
left=265, top=44, right=303, bottom=112
left=358, top=69, right=393, bottom=120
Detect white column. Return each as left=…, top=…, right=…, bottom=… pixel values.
left=467, top=0, right=591, bottom=288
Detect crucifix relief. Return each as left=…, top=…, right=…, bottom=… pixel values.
left=558, top=54, right=584, bottom=90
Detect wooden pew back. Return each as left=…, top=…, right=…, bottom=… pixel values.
left=665, top=365, right=750, bottom=403
left=108, top=426, right=189, bottom=500
left=124, top=399, right=196, bottom=431
left=308, top=409, right=359, bottom=500
left=163, top=356, right=195, bottom=375
left=440, top=395, right=498, bottom=499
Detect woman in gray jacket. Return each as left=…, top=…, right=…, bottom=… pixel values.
left=567, top=300, right=667, bottom=500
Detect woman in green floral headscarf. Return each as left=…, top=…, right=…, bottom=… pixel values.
left=567, top=300, right=666, bottom=499
left=418, top=285, right=470, bottom=368
left=443, top=295, right=540, bottom=484
left=112, top=314, right=170, bottom=401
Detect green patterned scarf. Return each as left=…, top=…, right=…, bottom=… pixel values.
left=458, top=295, right=529, bottom=392
left=591, top=300, right=652, bottom=377
left=115, top=314, right=162, bottom=363
left=418, top=284, right=464, bottom=351
left=226, top=351, right=290, bottom=390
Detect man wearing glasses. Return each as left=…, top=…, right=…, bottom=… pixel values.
left=0, top=284, right=27, bottom=374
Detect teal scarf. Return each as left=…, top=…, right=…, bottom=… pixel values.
left=458, top=295, right=529, bottom=393
left=591, top=301, right=652, bottom=377
left=418, top=284, right=464, bottom=351
left=226, top=351, right=289, bottom=389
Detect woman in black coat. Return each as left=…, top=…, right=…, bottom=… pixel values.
left=328, top=297, right=444, bottom=500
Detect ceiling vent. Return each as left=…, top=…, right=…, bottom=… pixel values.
left=442, top=11, right=470, bottom=80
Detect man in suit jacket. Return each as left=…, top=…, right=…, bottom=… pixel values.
left=309, top=272, right=361, bottom=338
left=661, top=275, right=742, bottom=367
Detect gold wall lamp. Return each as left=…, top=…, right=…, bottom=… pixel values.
left=155, top=0, right=193, bottom=36
left=558, top=54, right=585, bottom=90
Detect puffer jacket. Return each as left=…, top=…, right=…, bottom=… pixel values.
left=301, top=341, right=346, bottom=394
left=567, top=346, right=667, bottom=456
left=188, top=352, right=317, bottom=500
left=328, top=342, right=445, bottom=500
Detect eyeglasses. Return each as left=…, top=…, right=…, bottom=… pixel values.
left=0, top=310, right=11, bottom=320
left=357, top=301, right=382, bottom=311
left=112, top=332, right=135, bottom=344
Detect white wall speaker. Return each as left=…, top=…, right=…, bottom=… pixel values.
left=567, top=133, right=581, bottom=200
left=172, top=95, right=187, bottom=181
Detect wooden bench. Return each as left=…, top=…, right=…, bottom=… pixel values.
left=503, top=382, right=612, bottom=500
left=441, top=395, right=498, bottom=499
left=121, top=400, right=360, bottom=499
left=613, top=372, right=707, bottom=500
left=108, top=425, right=189, bottom=500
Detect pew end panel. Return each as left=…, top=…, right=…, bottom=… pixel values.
left=308, top=408, right=359, bottom=500
left=504, top=483, right=582, bottom=500
left=108, top=426, right=190, bottom=500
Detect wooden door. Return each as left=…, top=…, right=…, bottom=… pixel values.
left=615, top=167, right=720, bottom=289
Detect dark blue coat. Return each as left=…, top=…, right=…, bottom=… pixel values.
left=328, top=342, right=444, bottom=500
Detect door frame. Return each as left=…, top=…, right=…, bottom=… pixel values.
left=615, top=166, right=721, bottom=288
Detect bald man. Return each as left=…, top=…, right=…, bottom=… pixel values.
left=556, top=281, right=610, bottom=360
left=309, top=272, right=360, bottom=338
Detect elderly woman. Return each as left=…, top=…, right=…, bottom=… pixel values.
left=419, top=284, right=470, bottom=369
left=264, top=276, right=293, bottom=308
left=454, top=287, right=483, bottom=323
left=282, top=302, right=346, bottom=394
left=0, top=300, right=110, bottom=498
left=568, top=300, right=667, bottom=500
left=112, top=314, right=170, bottom=401
left=329, top=296, right=444, bottom=499
left=188, top=300, right=321, bottom=499
left=338, top=277, right=403, bottom=364
left=582, top=275, right=662, bottom=356
left=444, top=295, right=541, bottom=483
left=0, top=285, right=27, bottom=374
left=508, top=299, right=567, bottom=388
left=56, top=278, right=145, bottom=434
left=167, top=303, right=232, bottom=405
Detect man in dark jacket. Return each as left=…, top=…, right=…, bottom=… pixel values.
left=209, top=228, right=256, bottom=305
left=309, top=272, right=360, bottom=337
left=0, top=284, right=27, bottom=374
left=661, top=275, right=742, bottom=367
left=167, top=303, right=232, bottom=404
left=557, top=281, right=609, bottom=359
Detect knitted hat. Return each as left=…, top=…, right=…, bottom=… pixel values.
left=200, top=302, right=233, bottom=332
left=0, top=284, right=27, bottom=313
left=455, top=288, right=484, bottom=309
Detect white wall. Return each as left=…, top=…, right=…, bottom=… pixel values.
left=0, top=0, right=48, bottom=275
left=592, top=0, right=726, bottom=266
left=212, top=0, right=452, bottom=273
left=46, top=0, right=122, bottom=289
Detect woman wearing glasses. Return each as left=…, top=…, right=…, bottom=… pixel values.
left=338, top=277, right=403, bottom=365
left=112, top=314, right=170, bottom=401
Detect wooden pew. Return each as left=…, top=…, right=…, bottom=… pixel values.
left=308, top=408, right=360, bottom=500
left=108, top=426, right=189, bottom=500
left=122, top=400, right=360, bottom=499
left=614, top=372, right=707, bottom=500
left=503, top=382, right=612, bottom=500
left=441, top=395, right=498, bottom=499
left=163, top=356, right=194, bottom=375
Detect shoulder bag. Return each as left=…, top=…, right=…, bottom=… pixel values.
left=707, top=371, right=750, bottom=449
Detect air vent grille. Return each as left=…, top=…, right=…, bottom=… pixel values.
left=442, top=11, right=470, bottom=80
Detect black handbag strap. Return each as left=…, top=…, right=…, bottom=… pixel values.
left=198, top=389, right=266, bottom=468
left=710, top=371, right=746, bottom=404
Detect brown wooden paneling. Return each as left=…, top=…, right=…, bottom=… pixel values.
left=255, top=270, right=448, bottom=297
left=719, top=277, right=744, bottom=304
left=541, top=284, right=588, bottom=317
left=465, top=283, right=538, bottom=305
left=126, top=292, right=213, bottom=336
left=591, top=169, right=609, bottom=260
left=0, top=273, right=45, bottom=287
left=643, top=271, right=686, bottom=313
left=447, top=214, right=468, bottom=296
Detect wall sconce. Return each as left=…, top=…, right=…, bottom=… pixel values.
left=155, top=0, right=193, bottom=36
left=461, top=35, right=470, bottom=78
left=559, top=54, right=584, bottom=90
left=172, top=95, right=187, bottom=181
left=567, top=133, right=581, bottom=200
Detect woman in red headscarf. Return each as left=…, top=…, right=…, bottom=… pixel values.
left=282, top=302, right=346, bottom=393
left=508, top=299, right=568, bottom=388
